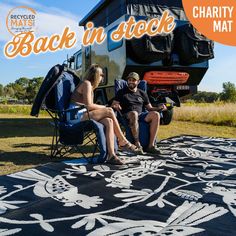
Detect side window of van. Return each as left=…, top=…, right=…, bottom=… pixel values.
left=85, top=46, right=91, bottom=71
left=75, top=52, right=82, bottom=70
left=100, top=67, right=108, bottom=86
left=107, top=26, right=123, bottom=51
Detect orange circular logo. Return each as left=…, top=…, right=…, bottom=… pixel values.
left=6, top=6, right=37, bottom=36
left=182, top=0, right=236, bottom=46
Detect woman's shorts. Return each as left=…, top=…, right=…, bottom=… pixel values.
left=66, top=104, right=87, bottom=125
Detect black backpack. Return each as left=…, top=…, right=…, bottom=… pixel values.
left=174, top=23, right=214, bottom=65
left=129, top=32, right=174, bottom=64
left=31, top=64, right=80, bottom=117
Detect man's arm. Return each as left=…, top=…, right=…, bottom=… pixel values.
left=111, top=89, right=123, bottom=111
left=145, top=103, right=167, bottom=112
left=111, top=99, right=122, bottom=111
left=141, top=90, right=167, bottom=112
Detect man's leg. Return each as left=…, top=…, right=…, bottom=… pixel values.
left=126, top=111, right=140, bottom=147
left=144, top=111, right=160, bottom=148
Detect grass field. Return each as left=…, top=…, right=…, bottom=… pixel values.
left=0, top=103, right=235, bottom=175
left=1, top=103, right=236, bottom=126
left=174, top=102, right=236, bottom=127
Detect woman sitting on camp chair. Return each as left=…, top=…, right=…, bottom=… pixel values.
left=70, top=64, right=138, bottom=165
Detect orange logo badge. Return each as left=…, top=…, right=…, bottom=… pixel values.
left=182, top=0, right=236, bottom=46
left=6, top=6, right=37, bottom=36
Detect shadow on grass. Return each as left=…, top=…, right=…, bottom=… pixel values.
left=0, top=142, right=98, bottom=166
left=0, top=149, right=77, bottom=167
left=0, top=118, right=53, bottom=138
left=0, top=151, right=52, bottom=167
left=13, top=143, right=52, bottom=148
left=12, top=144, right=99, bottom=157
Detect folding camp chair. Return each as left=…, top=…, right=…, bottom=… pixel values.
left=114, top=79, right=151, bottom=150
left=31, top=65, right=107, bottom=163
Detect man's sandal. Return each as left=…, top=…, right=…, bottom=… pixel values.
left=106, top=155, right=124, bottom=165
left=119, top=142, right=139, bottom=153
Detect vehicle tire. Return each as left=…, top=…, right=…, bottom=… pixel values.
left=161, top=109, right=173, bottom=125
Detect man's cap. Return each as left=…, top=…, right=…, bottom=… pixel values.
left=126, top=72, right=140, bottom=81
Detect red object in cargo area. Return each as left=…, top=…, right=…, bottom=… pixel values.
left=144, top=71, right=189, bottom=85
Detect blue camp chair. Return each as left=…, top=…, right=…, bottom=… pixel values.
left=114, top=79, right=151, bottom=150
left=31, top=65, right=107, bottom=163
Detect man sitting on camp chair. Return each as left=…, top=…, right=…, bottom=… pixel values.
left=112, top=72, right=167, bottom=154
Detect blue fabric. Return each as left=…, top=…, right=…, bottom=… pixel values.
left=54, top=72, right=108, bottom=163
left=55, top=72, right=75, bottom=113
left=115, top=79, right=150, bottom=149
left=31, top=64, right=64, bottom=116
left=59, top=120, right=107, bottom=163
left=66, top=104, right=87, bottom=124
left=90, top=120, right=107, bottom=163
left=138, top=111, right=149, bottom=122
left=124, top=120, right=150, bottom=149
left=115, top=79, right=127, bottom=94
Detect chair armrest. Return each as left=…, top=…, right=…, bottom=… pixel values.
left=61, top=104, right=91, bottom=122
left=62, top=104, right=87, bottom=113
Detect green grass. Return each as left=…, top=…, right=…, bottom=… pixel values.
left=174, top=102, right=236, bottom=127
left=0, top=117, right=52, bottom=175
left=1, top=103, right=236, bottom=126
left=159, top=121, right=236, bottom=140
left=0, top=103, right=236, bottom=175
left=0, top=104, right=48, bottom=116
left=1, top=115, right=236, bottom=175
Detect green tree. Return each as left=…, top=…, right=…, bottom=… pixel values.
left=13, top=77, right=30, bottom=100
left=0, top=84, right=3, bottom=97
left=4, top=84, right=15, bottom=97
left=220, top=82, right=236, bottom=102
left=15, top=77, right=29, bottom=89
left=192, top=91, right=220, bottom=103
left=26, top=77, right=43, bottom=103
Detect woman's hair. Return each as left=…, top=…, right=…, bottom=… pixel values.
left=84, top=64, right=102, bottom=89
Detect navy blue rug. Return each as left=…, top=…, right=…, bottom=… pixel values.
left=0, top=135, right=236, bottom=235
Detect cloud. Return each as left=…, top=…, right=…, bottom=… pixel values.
left=5, top=0, right=42, bottom=8
left=0, top=3, right=14, bottom=42
left=35, top=12, right=83, bottom=46
left=0, top=1, right=84, bottom=47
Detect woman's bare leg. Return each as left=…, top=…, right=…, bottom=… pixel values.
left=99, top=118, right=123, bottom=164
left=99, top=118, right=115, bottom=157
left=86, top=107, right=127, bottom=145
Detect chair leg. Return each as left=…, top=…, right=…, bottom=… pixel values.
left=80, top=131, right=99, bottom=159
left=50, top=126, right=58, bottom=157
left=51, top=126, right=65, bottom=158
left=50, top=124, right=101, bottom=160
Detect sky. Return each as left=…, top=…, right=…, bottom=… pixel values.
left=0, top=0, right=236, bottom=92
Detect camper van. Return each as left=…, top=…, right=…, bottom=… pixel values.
left=68, top=0, right=214, bottom=124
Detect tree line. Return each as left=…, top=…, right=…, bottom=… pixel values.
left=187, top=82, right=236, bottom=103
left=0, top=77, right=43, bottom=104
left=0, top=78, right=235, bottom=104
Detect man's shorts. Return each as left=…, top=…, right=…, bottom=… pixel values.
left=124, top=111, right=149, bottom=122
left=138, top=111, right=149, bottom=122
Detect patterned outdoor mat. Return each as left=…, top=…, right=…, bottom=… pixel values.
left=0, top=135, right=236, bottom=235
